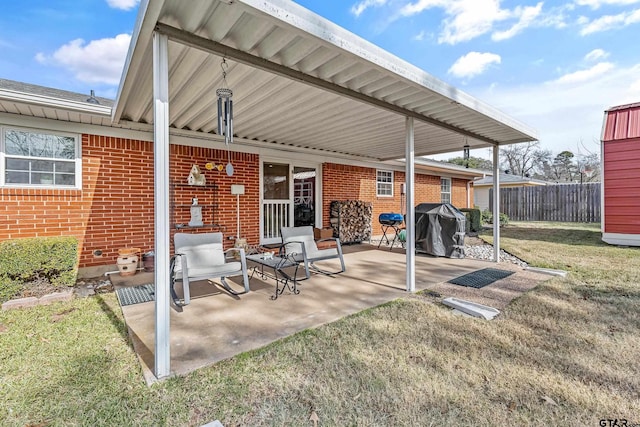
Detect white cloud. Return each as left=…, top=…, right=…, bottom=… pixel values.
left=448, top=51, right=501, bottom=78
left=413, top=30, right=426, bottom=40
left=397, top=0, right=547, bottom=44
left=580, top=8, right=640, bottom=34
left=106, top=0, right=140, bottom=11
left=574, top=0, right=640, bottom=10
left=492, top=3, right=543, bottom=41
left=35, top=34, right=131, bottom=85
left=351, top=0, right=388, bottom=17
left=475, top=62, right=640, bottom=154
left=584, top=48, right=609, bottom=61
left=553, top=62, right=614, bottom=84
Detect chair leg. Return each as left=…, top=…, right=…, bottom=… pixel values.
left=240, top=250, right=251, bottom=293
left=170, top=255, right=189, bottom=307
left=219, top=277, right=248, bottom=296
left=303, top=258, right=311, bottom=279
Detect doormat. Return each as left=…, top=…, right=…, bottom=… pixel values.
left=116, top=284, right=155, bottom=306
left=448, top=268, right=514, bottom=289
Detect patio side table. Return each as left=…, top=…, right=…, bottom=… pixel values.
left=246, top=252, right=300, bottom=300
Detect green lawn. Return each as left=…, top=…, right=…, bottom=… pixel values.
left=1, top=222, right=639, bottom=426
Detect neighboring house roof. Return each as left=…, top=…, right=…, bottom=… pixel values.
left=0, top=79, right=113, bottom=107
left=112, top=0, right=537, bottom=162
left=473, top=174, right=548, bottom=187
left=0, top=78, right=112, bottom=126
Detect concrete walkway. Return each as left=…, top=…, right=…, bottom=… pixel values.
left=110, top=245, right=549, bottom=384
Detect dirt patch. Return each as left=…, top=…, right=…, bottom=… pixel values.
left=10, top=276, right=113, bottom=301
left=14, top=277, right=65, bottom=299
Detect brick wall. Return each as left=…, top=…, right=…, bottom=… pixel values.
left=321, top=163, right=471, bottom=233
left=0, top=134, right=260, bottom=270
left=170, top=146, right=260, bottom=250
left=1, top=135, right=472, bottom=270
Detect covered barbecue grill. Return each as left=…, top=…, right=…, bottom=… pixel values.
left=415, top=203, right=465, bottom=258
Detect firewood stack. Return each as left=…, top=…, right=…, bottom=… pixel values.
left=329, top=200, right=372, bottom=244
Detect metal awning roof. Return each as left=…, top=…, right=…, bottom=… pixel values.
left=113, top=0, right=537, bottom=162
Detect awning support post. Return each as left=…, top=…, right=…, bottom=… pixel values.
left=153, top=31, right=171, bottom=379
left=492, top=145, right=500, bottom=262
left=405, top=117, right=415, bottom=292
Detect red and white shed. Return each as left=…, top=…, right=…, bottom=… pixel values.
left=601, top=102, right=640, bottom=246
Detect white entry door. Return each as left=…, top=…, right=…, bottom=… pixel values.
left=261, top=161, right=318, bottom=244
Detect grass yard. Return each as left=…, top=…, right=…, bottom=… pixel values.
left=1, top=222, right=639, bottom=426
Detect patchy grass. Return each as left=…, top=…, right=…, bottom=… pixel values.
left=1, top=222, right=639, bottom=426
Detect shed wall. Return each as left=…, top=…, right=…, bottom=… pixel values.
left=603, top=137, right=640, bottom=234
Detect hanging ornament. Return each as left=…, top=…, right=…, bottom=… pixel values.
left=216, top=58, right=234, bottom=176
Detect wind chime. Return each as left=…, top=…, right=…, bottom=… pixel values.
left=463, top=138, right=470, bottom=169
left=216, top=58, right=234, bottom=176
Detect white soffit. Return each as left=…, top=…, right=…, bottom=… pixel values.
left=113, top=0, right=538, bottom=161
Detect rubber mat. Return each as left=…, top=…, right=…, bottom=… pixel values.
left=448, top=268, right=514, bottom=289
left=116, top=284, right=155, bottom=306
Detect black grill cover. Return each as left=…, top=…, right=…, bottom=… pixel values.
left=415, top=203, right=466, bottom=258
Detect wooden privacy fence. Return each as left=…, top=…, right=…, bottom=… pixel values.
left=489, top=183, right=601, bottom=222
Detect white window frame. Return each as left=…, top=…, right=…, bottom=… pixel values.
left=441, top=177, right=452, bottom=204
left=0, top=125, right=81, bottom=189
left=376, top=169, right=394, bottom=197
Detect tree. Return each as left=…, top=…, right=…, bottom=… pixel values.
left=550, top=150, right=578, bottom=182
left=499, top=142, right=551, bottom=177
left=444, top=156, right=493, bottom=170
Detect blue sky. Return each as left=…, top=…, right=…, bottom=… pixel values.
left=1, top=0, right=639, bottom=160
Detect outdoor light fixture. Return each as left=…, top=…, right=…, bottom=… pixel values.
left=216, top=58, right=235, bottom=176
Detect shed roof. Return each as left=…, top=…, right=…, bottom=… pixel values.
left=602, top=102, right=640, bottom=142
left=112, top=0, right=537, bottom=162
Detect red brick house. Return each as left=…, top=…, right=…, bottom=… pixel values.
left=2, top=0, right=539, bottom=379
left=0, top=78, right=484, bottom=276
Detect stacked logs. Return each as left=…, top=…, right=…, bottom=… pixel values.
left=330, top=200, right=372, bottom=244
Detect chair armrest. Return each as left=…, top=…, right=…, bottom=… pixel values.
left=173, top=252, right=190, bottom=282
left=317, top=237, right=342, bottom=248
left=316, top=237, right=339, bottom=243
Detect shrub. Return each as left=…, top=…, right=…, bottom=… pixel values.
left=0, top=276, right=21, bottom=303
left=481, top=209, right=493, bottom=224
left=481, top=210, right=509, bottom=226
left=460, top=208, right=481, bottom=232
left=0, top=236, right=78, bottom=302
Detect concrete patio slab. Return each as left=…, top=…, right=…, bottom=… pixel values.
left=109, top=244, right=550, bottom=384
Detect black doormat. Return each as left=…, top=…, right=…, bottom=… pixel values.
left=116, top=284, right=155, bottom=306
left=448, top=268, right=514, bottom=289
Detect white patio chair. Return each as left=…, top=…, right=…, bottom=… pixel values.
left=280, top=226, right=346, bottom=279
left=171, top=232, right=250, bottom=306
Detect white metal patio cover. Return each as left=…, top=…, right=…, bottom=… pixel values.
left=112, top=0, right=538, bottom=379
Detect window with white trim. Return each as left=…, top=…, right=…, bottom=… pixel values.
left=376, top=169, right=393, bottom=197
left=1, top=126, right=80, bottom=188
left=440, top=177, right=451, bottom=203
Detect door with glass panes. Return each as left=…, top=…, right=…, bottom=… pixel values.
left=261, top=161, right=318, bottom=244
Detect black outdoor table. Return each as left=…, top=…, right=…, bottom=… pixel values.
left=246, top=252, right=300, bottom=300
